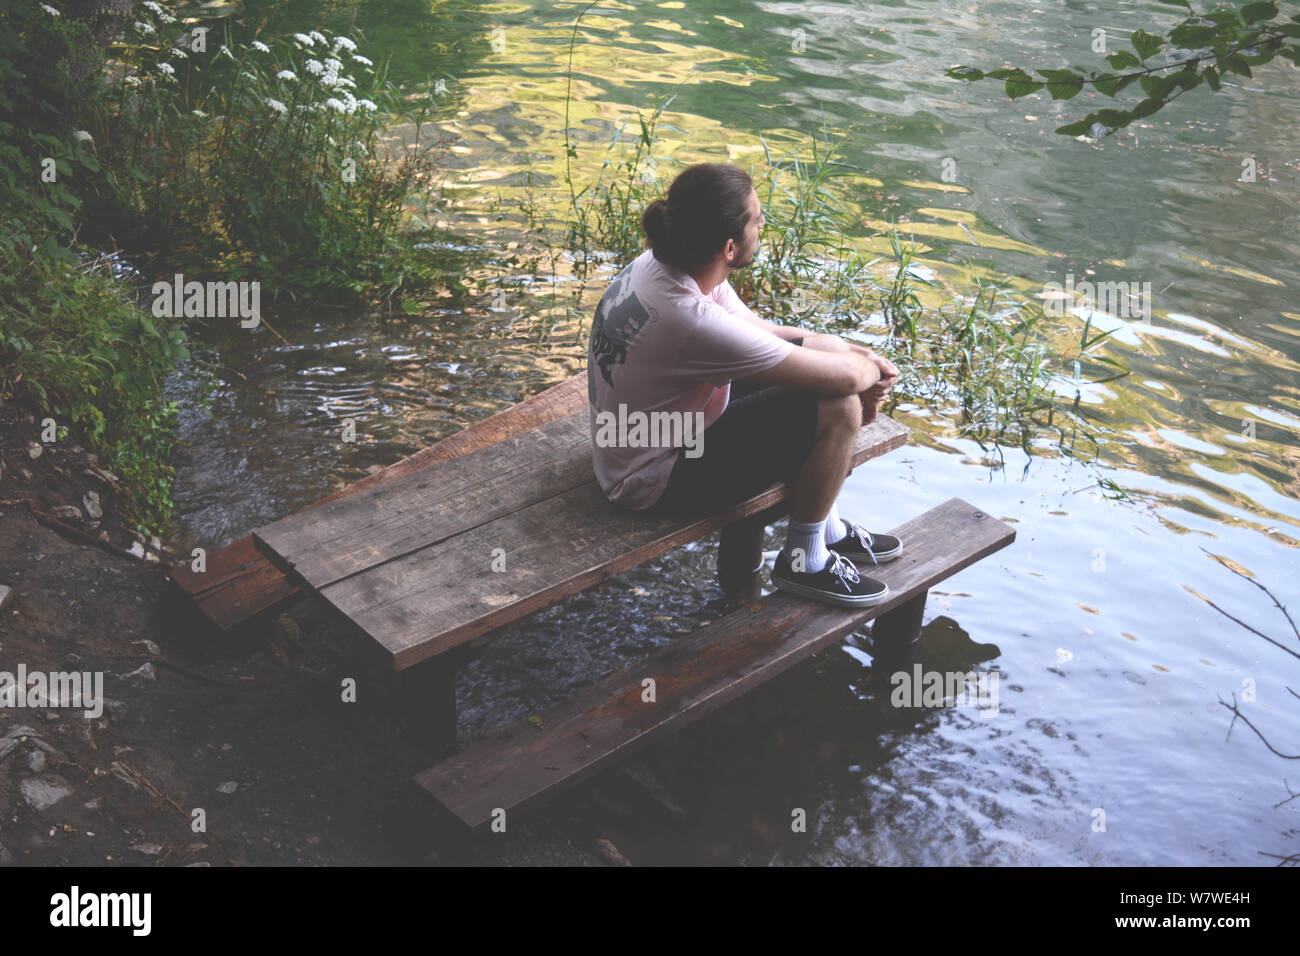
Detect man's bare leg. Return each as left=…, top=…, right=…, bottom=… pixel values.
left=787, top=393, right=860, bottom=524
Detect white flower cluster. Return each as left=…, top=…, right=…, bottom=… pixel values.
left=156, top=61, right=175, bottom=76
left=142, top=1, right=176, bottom=24
left=40, top=3, right=60, bottom=16
left=276, top=69, right=297, bottom=81
left=134, top=21, right=155, bottom=35
left=264, top=98, right=288, bottom=114
left=332, top=36, right=357, bottom=53
left=251, top=41, right=271, bottom=54
left=351, top=54, right=373, bottom=68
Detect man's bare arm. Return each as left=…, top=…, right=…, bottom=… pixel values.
left=747, top=343, right=880, bottom=396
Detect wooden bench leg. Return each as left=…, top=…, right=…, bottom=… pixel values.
left=871, top=590, right=927, bottom=648
left=718, top=514, right=766, bottom=602
left=402, top=645, right=474, bottom=758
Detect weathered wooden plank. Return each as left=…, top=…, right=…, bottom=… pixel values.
left=252, top=412, right=593, bottom=588
left=323, top=416, right=911, bottom=670
left=415, top=497, right=1015, bottom=827
left=166, top=373, right=586, bottom=626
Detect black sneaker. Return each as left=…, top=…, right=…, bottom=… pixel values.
left=771, top=549, right=889, bottom=608
left=826, top=520, right=902, bottom=567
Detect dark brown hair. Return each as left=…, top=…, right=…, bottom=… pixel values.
left=641, top=163, right=754, bottom=271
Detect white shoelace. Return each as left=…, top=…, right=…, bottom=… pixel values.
left=845, top=522, right=879, bottom=566
left=826, top=552, right=861, bottom=585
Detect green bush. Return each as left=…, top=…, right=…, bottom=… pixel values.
left=0, top=245, right=196, bottom=533
left=80, top=12, right=449, bottom=300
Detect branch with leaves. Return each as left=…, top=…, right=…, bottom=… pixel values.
left=947, top=1, right=1300, bottom=136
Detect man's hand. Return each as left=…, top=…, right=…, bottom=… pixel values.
left=859, top=349, right=899, bottom=424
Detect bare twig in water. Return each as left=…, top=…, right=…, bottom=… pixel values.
left=1218, top=692, right=1300, bottom=760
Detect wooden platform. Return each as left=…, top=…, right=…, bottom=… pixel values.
left=251, top=409, right=910, bottom=671
left=416, top=496, right=1015, bottom=828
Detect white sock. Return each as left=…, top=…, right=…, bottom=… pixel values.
left=783, top=517, right=831, bottom=573
left=823, top=501, right=849, bottom=545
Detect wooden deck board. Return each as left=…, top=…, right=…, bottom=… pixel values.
left=415, top=496, right=1016, bottom=827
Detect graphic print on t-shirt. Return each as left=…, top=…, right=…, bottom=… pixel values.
left=588, top=262, right=656, bottom=397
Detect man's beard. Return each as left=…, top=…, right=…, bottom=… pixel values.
left=730, top=240, right=757, bottom=270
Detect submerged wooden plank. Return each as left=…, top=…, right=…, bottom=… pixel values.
left=166, top=373, right=586, bottom=626
left=416, top=497, right=1016, bottom=827
left=252, top=412, right=593, bottom=588
left=323, top=416, right=911, bottom=670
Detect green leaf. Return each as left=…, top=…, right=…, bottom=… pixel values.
left=1204, top=65, right=1221, bottom=90
left=1241, top=2, right=1277, bottom=24
left=1055, top=119, right=1096, bottom=136
left=1220, top=53, right=1253, bottom=76
left=1093, top=73, right=1123, bottom=96
left=1106, top=50, right=1141, bottom=70
left=1130, top=96, right=1166, bottom=120
left=1169, top=24, right=1219, bottom=48
left=1139, top=74, right=1176, bottom=97
left=1003, top=69, right=1044, bottom=98
left=1131, top=29, right=1164, bottom=60
left=945, top=66, right=984, bottom=80
left=1047, top=76, right=1084, bottom=99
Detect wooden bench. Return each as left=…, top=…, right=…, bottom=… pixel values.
left=239, top=372, right=1015, bottom=828
left=417, top=497, right=1011, bottom=828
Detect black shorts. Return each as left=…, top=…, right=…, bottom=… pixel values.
left=651, top=338, right=819, bottom=515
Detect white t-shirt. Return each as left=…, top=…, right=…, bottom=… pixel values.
left=586, top=248, right=794, bottom=508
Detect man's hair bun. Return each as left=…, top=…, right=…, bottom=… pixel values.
left=639, top=164, right=754, bottom=270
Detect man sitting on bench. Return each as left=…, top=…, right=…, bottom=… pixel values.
left=587, top=162, right=902, bottom=608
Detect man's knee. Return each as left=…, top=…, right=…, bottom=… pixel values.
left=817, top=393, right=861, bottom=434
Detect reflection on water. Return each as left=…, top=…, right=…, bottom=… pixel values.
left=165, top=0, right=1298, bottom=864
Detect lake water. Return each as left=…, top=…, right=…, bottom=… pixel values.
left=164, top=0, right=1299, bottom=864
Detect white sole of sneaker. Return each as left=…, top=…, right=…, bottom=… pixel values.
left=771, top=573, right=891, bottom=608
